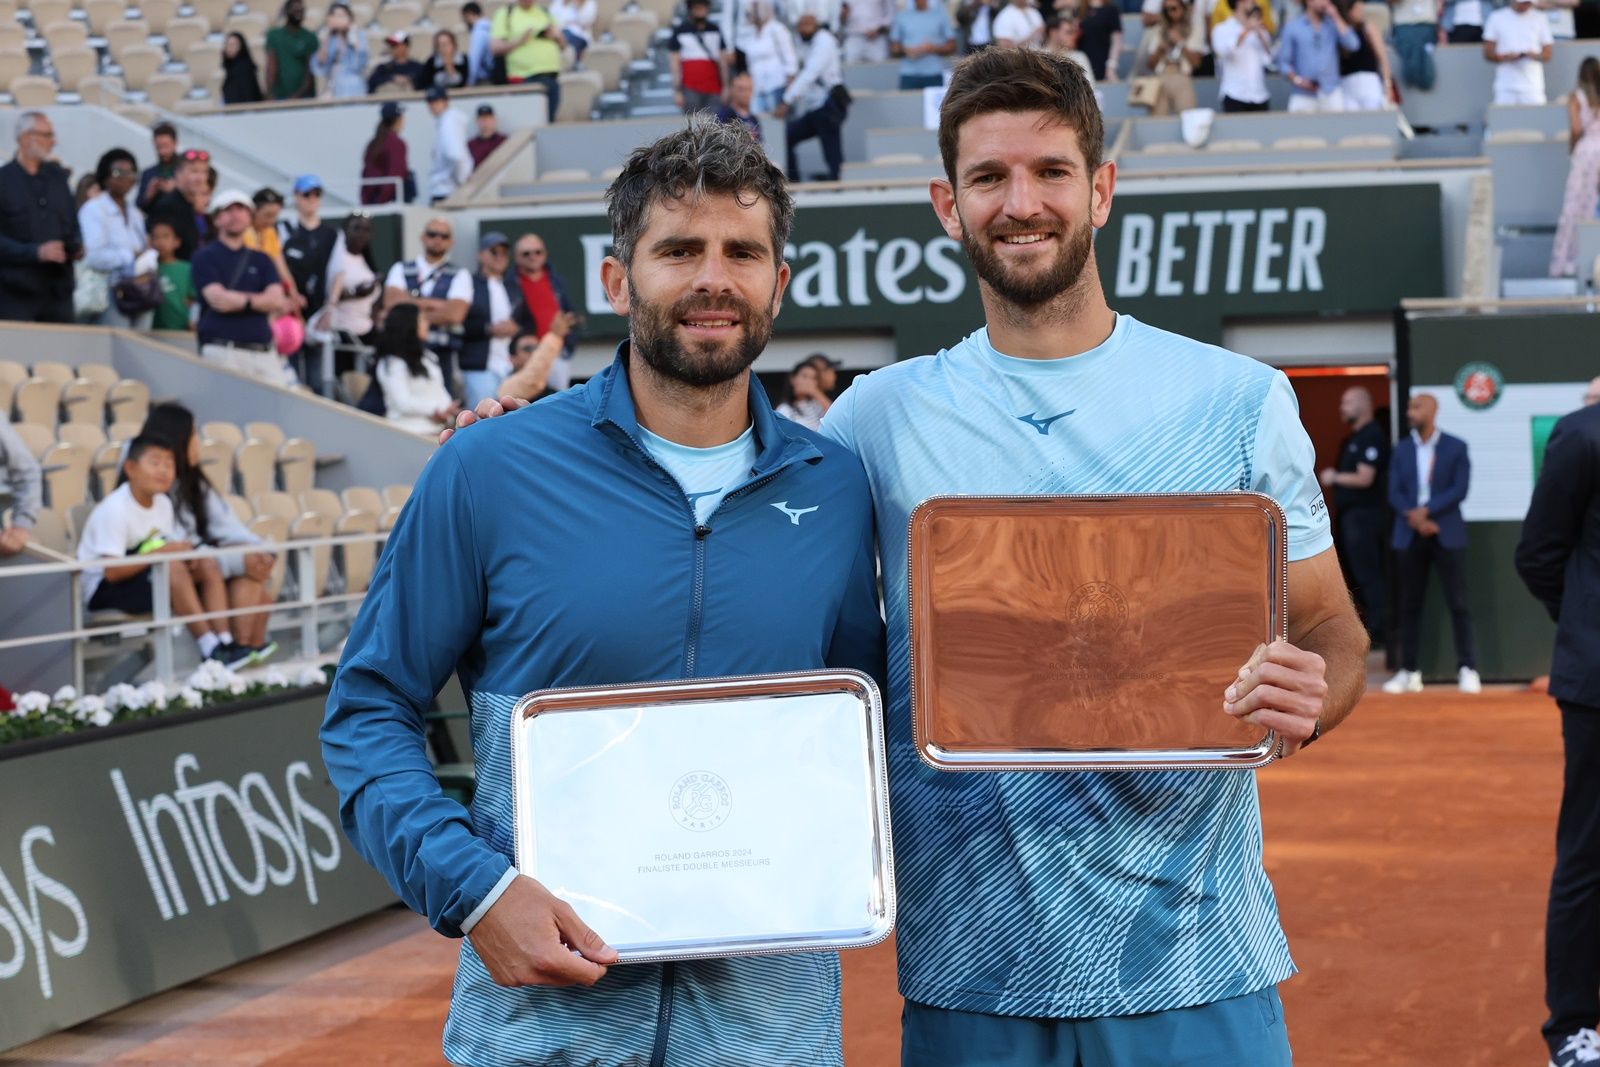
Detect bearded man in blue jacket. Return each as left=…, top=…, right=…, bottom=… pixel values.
left=322, top=117, right=885, bottom=1067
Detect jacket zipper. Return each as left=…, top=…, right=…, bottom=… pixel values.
left=648, top=961, right=677, bottom=1067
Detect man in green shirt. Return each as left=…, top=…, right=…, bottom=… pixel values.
left=491, top=0, right=565, bottom=117
left=266, top=0, right=319, bottom=100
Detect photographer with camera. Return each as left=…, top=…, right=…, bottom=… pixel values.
left=1211, top=0, right=1274, bottom=110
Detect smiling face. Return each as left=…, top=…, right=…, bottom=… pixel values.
left=601, top=191, right=790, bottom=389
left=931, top=109, right=1113, bottom=312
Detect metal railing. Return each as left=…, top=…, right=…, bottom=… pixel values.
left=1, top=533, right=389, bottom=690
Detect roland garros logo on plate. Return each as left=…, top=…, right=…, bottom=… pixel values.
left=1454, top=362, right=1503, bottom=411
left=669, top=771, right=732, bottom=832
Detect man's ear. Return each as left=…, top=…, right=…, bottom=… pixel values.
left=599, top=255, right=630, bottom=316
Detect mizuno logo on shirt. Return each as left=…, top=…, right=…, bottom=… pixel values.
left=1017, top=410, right=1076, bottom=435
left=685, top=489, right=722, bottom=504
left=771, top=502, right=819, bottom=525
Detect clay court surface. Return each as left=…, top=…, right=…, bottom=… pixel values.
left=5, top=689, right=1563, bottom=1066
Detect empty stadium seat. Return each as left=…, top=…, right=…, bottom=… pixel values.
left=11, top=422, right=52, bottom=459
left=91, top=441, right=122, bottom=496
left=118, top=45, right=165, bottom=92
left=290, top=511, right=332, bottom=597
left=340, top=486, right=383, bottom=516
left=202, top=421, right=243, bottom=449
left=50, top=46, right=96, bottom=94
left=186, top=40, right=223, bottom=87
left=106, top=379, right=149, bottom=425
left=337, top=509, right=379, bottom=594
left=609, top=12, right=658, bottom=59
left=146, top=72, right=192, bottom=110
left=382, top=484, right=411, bottom=509
left=378, top=505, right=401, bottom=531
left=140, top=0, right=179, bottom=34
left=338, top=370, right=370, bottom=405
left=1272, top=136, right=1329, bottom=150
left=583, top=41, right=630, bottom=93
left=14, top=378, right=60, bottom=428
left=79, top=75, right=127, bottom=107
left=299, top=488, right=341, bottom=523
left=38, top=441, right=90, bottom=512
left=105, top=419, right=141, bottom=443
left=251, top=490, right=299, bottom=523
left=225, top=494, right=252, bottom=523
left=105, top=19, right=150, bottom=61
left=82, top=0, right=122, bottom=36
left=556, top=71, right=602, bottom=123
left=42, top=20, right=89, bottom=54
left=0, top=24, right=25, bottom=53
left=75, top=364, right=117, bottom=388
left=59, top=377, right=108, bottom=426
left=277, top=438, right=316, bottom=495
left=376, top=0, right=421, bottom=31
left=0, top=360, right=27, bottom=405
left=1204, top=138, right=1264, bottom=152
left=197, top=438, right=234, bottom=494
left=235, top=439, right=277, bottom=498
left=539, top=167, right=592, bottom=182
left=65, top=498, right=93, bottom=547
left=56, top=423, right=105, bottom=451
left=245, top=421, right=286, bottom=448
left=30, top=361, right=73, bottom=385
left=29, top=507, right=70, bottom=555
left=246, top=513, right=289, bottom=594
left=9, top=77, right=59, bottom=108
left=29, top=0, right=74, bottom=31
left=188, top=0, right=230, bottom=31
left=162, top=16, right=209, bottom=56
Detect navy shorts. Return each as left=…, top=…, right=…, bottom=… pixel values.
left=88, top=571, right=153, bottom=614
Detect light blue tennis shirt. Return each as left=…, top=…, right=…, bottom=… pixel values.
left=821, top=314, right=1333, bottom=1019
left=638, top=424, right=759, bottom=525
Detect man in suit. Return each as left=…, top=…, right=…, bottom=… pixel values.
left=1516, top=396, right=1600, bottom=1067
left=1383, top=392, right=1480, bottom=694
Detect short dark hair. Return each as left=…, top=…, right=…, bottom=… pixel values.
left=937, top=48, right=1104, bottom=188
left=605, top=115, right=793, bottom=269
left=152, top=122, right=177, bottom=140
left=148, top=218, right=176, bottom=238
left=125, top=435, right=174, bottom=466
left=511, top=329, right=539, bottom=353
left=462, top=1, right=482, bottom=14
left=95, top=147, right=137, bottom=185
left=253, top=186, right=284, bottom=207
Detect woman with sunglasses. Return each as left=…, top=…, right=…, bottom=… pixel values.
left=77, top=147, right=152, bottom=327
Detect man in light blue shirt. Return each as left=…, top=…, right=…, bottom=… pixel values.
left=1277, top=0, right=1360, bottom=110
left=890, top=0, right=956, bottom=89
left=463, top=0, right=494, bottom=84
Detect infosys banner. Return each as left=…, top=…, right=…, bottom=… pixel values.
left=500, top=183, right=1442, bottom=357
left=0, top=695, right=395, bottom=1052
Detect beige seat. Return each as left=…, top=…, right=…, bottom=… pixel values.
left=337, top=509, right=379, bottom=594
left=339, top=369, right=371, bottom=405
left=91, top=441, right=123, bottom=496
left=188, top=0, right=230, bottom=31
left=1141, top=142, right=1194, bottom=155
left=118, top=45, right=165, bottom=92
left=105, top=19, right=150, bottom=61
left=608, top=11, right=657, bottom=59
left=592, top=0, right=623, bottom=37
left=277, top=437, right=316, bottom=495
left=299, top=487, right=342, bottom=523
left=201, top=421, right=243, bottom=450
left=376, top=0, right=422, bottom=31
left=146, top=71, right=192, bottom=109
left=42, top=20, right=89, bottom=54
left=1336, top=134, right=1393, bottom=149
left=341, top=485, right=384, bottom=516
left=583, top=42, right=629, bottom=93
left=14, top=378, right=60, bottom=428
left=235, top=438, right=277, bottom=498
left=246, top=513, right=288, bottom=595
left=869, top=153, right=925, bottom=165
left=30, top=361, right=74, bottom=385
left=0, top=52, right=29, bottom=94
left=39, top=441, right=90, bottom=512
left=162, top=16, right=209, bottom=56
left=1204, top=138, right=1264, bottom=152
left=197, top=437, right=234, bottom=494
left=29, top=507, right=70, bottom=554
left=350, top=1, right=375, bottom=24
left=56, top=423, right=106, bottom=451
left=289, top=511, right=332, bottom=597
left=140, top=0, right=179, bottom=34
left=429, top=0, right=466, bottom=26
left=599, top=165, right=622, bottom=180
left=224, top=493, right=252, bottom=523
left=186, top=40, right=223, bottom=87
left=29, top=0, right=75, bottom=31
left=74, top=363, right=118, bottom=388
left=244, top=421, right=285, bottom=448
left=251, top=490, right=300, bottom=523
left=9, top=76, right=59, bottom=108
left=631, top=0, right=675, bottom=28
left=0, top=359, right=25, bottom=407
left=0, top=23, right=24, bottom=53
left=11, top=422, right=53, bottom=459
left=378, top=505, right=401, bottom=531
left=382, top=484, right=412, bottom=509
left=65, top=498, right=94, bottom=547
left=105, top=419, right=142, bottom=443
left=555, top=70, right=602, bottom=122
left=223, top=12, right=267, bottom=38
left=1272, top=136, right=1329, bottom=150
left=83, top=0, right=123, bottom=36
left=59, top=378, right=108, bottom=425
left=106, top=379, right=149, bottom=425
left=1485, top=128, right=1546, bottom=145
left=78, top=74, right=127, bottom=106
left=238, top=0, right=281, bottom=18
left=539, top=167, right=592, bottom=182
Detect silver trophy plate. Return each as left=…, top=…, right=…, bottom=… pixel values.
left=509, top=670, right=896, bottom=963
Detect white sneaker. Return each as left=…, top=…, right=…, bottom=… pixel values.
left=1382, top=669, right=1423, bottom=694
left=1458, top=667, right=1482, bottom=694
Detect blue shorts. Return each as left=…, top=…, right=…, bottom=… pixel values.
left=902, top=988, right=1292, bottom=1067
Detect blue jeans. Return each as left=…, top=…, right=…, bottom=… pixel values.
left=515, top=72, right=561, bottom=120
left=902, top=989, right=1293, bottom=1066
left=462, top=369, right=502, bottom=410
left=1391, top=22, right=1437, bottom=90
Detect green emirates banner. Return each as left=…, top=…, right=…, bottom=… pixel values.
left=495, top=183, right=1442, bottom=357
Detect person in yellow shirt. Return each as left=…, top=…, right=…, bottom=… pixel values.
left=241, top=187, right=301, bottom=310
left=491, top=0, right=566, bottom=118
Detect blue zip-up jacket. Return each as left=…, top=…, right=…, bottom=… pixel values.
left=322, top=347, right=885, bottom=1067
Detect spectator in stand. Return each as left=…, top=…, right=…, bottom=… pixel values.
left=1319, top=385, right=1389, bottom=644
left=508, top=231, right=579, bottom=389
left=715, top=71, right=764, bottom=139
left=956, top=0, right=998, bottom=52
left=1444, top=0, right=1486, bottom=42
left=78, top=148, right=149, bottom=328
left=1484, top=0, right=1554, bottom=104
left=137, top=122, right=179, bottom=213
left=775, top=359, right=831, bottom=430
left=193, top=190, right=288, bottom=382
left=790, top=0, right=842, bottom=28
left=427, top=88, right=472, bottom=205
left=0, top=421, right=41, bottom=557
left=778, top=14, right=846, bottom=181
left=1390, top=0, right=1442, bottom=91
left=266, top=0, right=319, bottom=99
left=840, top=0, right=897, bottom=61
left=1339, top=0, right=1395, bottom=109
left=551, top=0, right=598, bottom=59
left=447, top=231, right=520, bottom=407
left=1539, top=0, right=1578, bottom=40
left=78, top=436, right=252, bottom=666
left=1044, top=14, right=1095, bottom=80
left=1077, top=0, right=1123, bottom=79
left=279, top=175, right=338, bottom=322
left=320, top=215, right=381, bottom=349
left=140, top=403, right=276, bottom=662
left=312, top=3, right=369, bottom=99
left=0, top=112, right=80, bottom=324
left=73, top=174, right=100, bottom=210
left=242, top=187, right=299, bottom=303
left=370, top=32, right=427, bottom=94
left=892, top=0, right=957, bottom=88
left=805, top=352, right=840, bottom=396
left=375, top=303, right=460, bottom=435
left=384, top=217, right=464, bottom=382
left=361, top=102, right=411, bottom=206
left=222, top=33, right=266, bottom=104
left=149, top=219, right=195, bottom=331
left=993, top=0, right=1046, bottom=48
left=468, top=105, right=507, bottom=169
left=1212, top=0, right=1272, bottom=108
left=492, top=0, right=565, bottom=116
left=672, top=0, right=733, bottom=114
left=744, top=2, right=798, bottom=112
left=497, top=316, right=576, bottom=400
left=463, top=1, right=494, bottom=85
left=148, top=148, right=212, bottom=260
left=1279, top=0, right=1358, bottom=111
left=1551, top=58, right=1600, bottom=277
left=1142, top=0, right=1202, bottom=113
left=423, top=29, right=470, bottom=90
